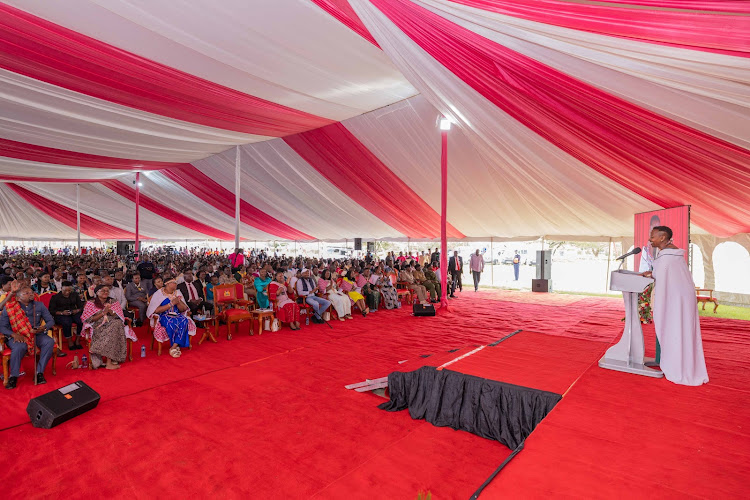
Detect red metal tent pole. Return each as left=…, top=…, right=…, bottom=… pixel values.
left=135, top=172, right=140, bottom=261
left=440, top=128, right=449, bottom=310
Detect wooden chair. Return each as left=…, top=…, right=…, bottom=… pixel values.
left=233, top=282, right=255, bottom=310
left=1, top=336, right=10, bottom=388
left=213, top=284, right=252, bottom=340
left=695, top=288, right=719, bottom=313
left=392, top=275, right=413, bottom=305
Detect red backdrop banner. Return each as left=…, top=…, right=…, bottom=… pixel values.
left=634, top=206, right=690, bottom=271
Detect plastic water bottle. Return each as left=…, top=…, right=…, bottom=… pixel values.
left=396, top=300, right=402, bottom=309
left=305, top=312, right=310, bottom=326
left=81, top=354, right=88, bottom=369
left=141, top=345, right=146, bottom=358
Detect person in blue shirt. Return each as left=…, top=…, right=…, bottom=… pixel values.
left=0, top=285, right=55, bottom=389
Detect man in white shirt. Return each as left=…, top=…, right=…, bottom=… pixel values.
left=103, top=275, right=127, bottom=310
left=295, top=269, right=331, bottom=323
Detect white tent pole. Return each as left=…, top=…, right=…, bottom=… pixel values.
left=490, top=237, right=494, bottom=286
left=235, top=146, right=241, bottom=250
left=605, top=237, right=612, bottom=293
left=76, top=183, right=81, bottom=255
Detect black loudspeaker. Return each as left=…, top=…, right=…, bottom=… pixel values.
left=26, top=380, right=100, bottom=429
left=535, top=250, right=551, bottom=279
left=413, top=303, right=436, bottom=316
left=354, top=238, right=362, bottom=251
left=532, top=279, right=551, bottom=293
left=116, top=240, right=135, bottom=256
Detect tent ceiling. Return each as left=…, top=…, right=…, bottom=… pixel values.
left=0, top=0, right=748, bottom=241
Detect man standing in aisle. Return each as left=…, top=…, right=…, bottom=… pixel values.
left=470, top=249, right=484, bottom=292
left=513, top=250, right=521, bottom=281
left=448, top=251, right=463, bottom=297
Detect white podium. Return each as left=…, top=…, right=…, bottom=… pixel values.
left=599, top=270, right=663, bottom=378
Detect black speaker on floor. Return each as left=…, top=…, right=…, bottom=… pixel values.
left=354, top=238, right=362, bottom=251
left=26, top=381, right=100, bottom=429
left=413, top=303, right=436, bottom=316
left=532, top=279, right=551, bottom=293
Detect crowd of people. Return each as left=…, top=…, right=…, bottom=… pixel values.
left=0, top=245, right=471, bottom=389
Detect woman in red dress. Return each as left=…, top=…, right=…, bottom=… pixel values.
left=268, top=271, right=301, bottom=330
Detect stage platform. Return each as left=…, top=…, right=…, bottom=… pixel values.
left=2, top=290, right=748, bottom=498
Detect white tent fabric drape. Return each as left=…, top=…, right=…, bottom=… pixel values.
left=0, top=183, right=76, bottom=239
left=16, top=182, right=209, bottom=240
left=0, top=68, right=268, bottom=164
left=192, top=141, right=407, bottom=240
left=115, top=174, right=282, bottom=241
left=4, top=0, right=417, bottom=121
left=414, top=0, right=750, bottom=150
left=0, top=0, right=746, bottom=242
left=350, top=2, right=663, bottom=238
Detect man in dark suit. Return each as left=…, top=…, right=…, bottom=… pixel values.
left=448, top=251, right=463, bottom=297
left=177, top=269, right=210, bottom=315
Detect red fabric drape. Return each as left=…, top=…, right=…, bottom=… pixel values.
left=8, top=183, right=139, bottom=239
left=310, top=0, right=380, bottom=47
left=0, top=175, right=104, bottom=182
left=0, top=4, right=333, bottom=136
left=101, top=180, right=236, bottom=240
left=448, top=0, right=750, bottom=57
left=588, top=0, right=750, bottom=13
left=285, top=122, right=465, bottom=239
left=161, top=166, right=314, bottom=241
left=0, top=138, right=180, bottom=170
left=371, top=0, right=750, bottom=237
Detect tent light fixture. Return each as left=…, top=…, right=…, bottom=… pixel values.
left=439, top=118, right=451, bottom=131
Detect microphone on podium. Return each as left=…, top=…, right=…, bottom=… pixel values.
left=616, top=247, right=641, bottom=260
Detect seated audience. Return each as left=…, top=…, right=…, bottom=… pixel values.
left=254, top=268, right=272, bottom=309
left=148, top=276, right=164, bottom=299
left=49, top=281, right=84, bottom=352
left=31, top=273, right=56, bottom=294
left=374, top=266, right=399, bottom=309
left=219, top=266, right=236, bottom=285
left=1, top=283, right=55, bottom=388
left=357, top=269, right=380, bottom=312
left=103, top=274, right=127, bottom=311
left=146, top=279, right=196, bottom=358
left=318, top=269, right=351, bottom=321
left=177, top=269, right=210, bottom=315
left=0, top=276, right=13, bottom=311
left=125, top=273, right=148, bottom=326
left=296, top=269, right=331, bottom=323
left=399, top=264, right=429, bottom=305
left=414, top=263, right=439, bottom=303
left=81, top=285, right=134, bottom=370
left=269, top=271, right=301, bottom=330
left=340, top=270, right=368, bottom=317
left=206, top=275, right=219, bottom=303
left=74, top=273, right=89, bottom=302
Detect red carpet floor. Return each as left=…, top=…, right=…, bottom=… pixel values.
left=1, top=291, right=747, bottom=498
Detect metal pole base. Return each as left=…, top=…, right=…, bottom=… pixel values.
left=598, top=356, right=664, bottom=378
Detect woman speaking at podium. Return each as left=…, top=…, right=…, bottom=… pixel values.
left=642, top=226, right=708, bottom=386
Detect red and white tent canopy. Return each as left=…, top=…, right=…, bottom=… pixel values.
left=1, top=0, right=748, bottom=241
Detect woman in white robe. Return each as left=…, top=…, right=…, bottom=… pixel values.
left=643, top=226, right=708, bottom=386
left=318, top=269, right=352, bottom=320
